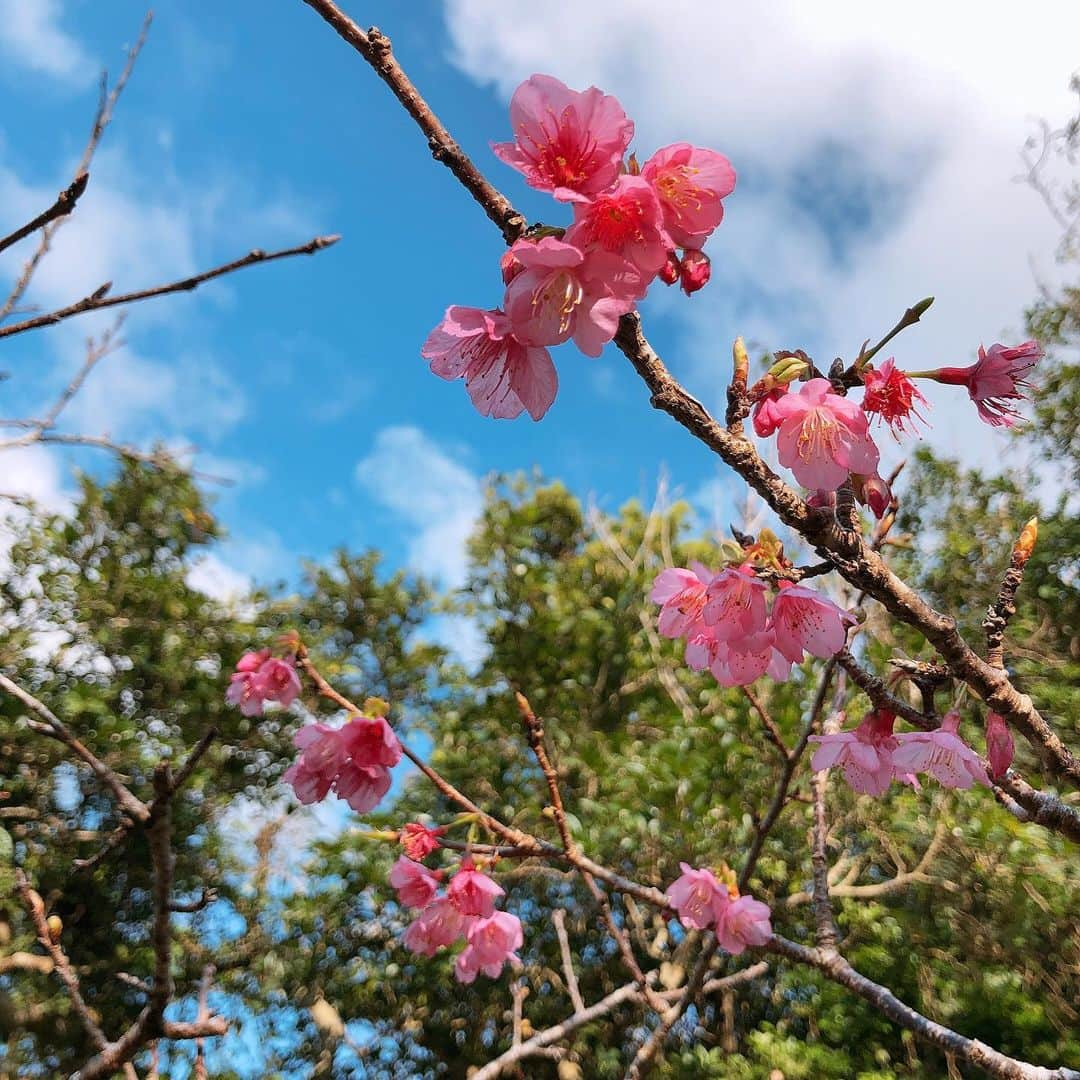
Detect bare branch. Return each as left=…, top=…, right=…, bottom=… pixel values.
left=0, top=173, right=90, bottom=257
left=0, top=234, right=341, bottom=342
left=768, top=935, right=1080, bottom=1080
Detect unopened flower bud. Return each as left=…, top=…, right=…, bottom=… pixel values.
left=499, top=249, right=525, bottom=285
left=861, top=473, right=892, bottom=519
left=767, top=354, right=810, bottom=386
left=659, top=251, right=681, bottom=286
left=679, top=249, right=711, bottom=295
left=46, top=914, right=63, bottom=943
left=362, top=697, right=390, bottom=718
left=1011, top=517, right=1038, bottom=567
left=985, top=711, right=1014, bottom=779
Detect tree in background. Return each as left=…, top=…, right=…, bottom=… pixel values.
left=1, top=7, right=1078, bottom=1080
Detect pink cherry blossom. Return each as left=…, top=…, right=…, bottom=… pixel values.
left=685, top=626, right=787, bottom=688
left=703, top=567, right=768, bottom=642
left=770, top=581, right=855, bottom=664
left=400, top=822, right=445, bottom=862
left=931, top=341, right=1042, bottom=427
left=772, top=378, right=881, bottom=490
left=491, top=74, right=634, bottom=202
left=421, top=305, right=557, bottom=421
left=282, top=722, right=348, bottom=805
left=861, top=358, right=928, bottom=436
left=333, top=761, right=392, bottom=813
left=715, top=895, right=772, bottom=955
left=447, top=860, right=505, bottom=918
left=809, top=710, right=911, bottom=796
left=679, top=249, right=711, bottom=295
left=667, top=862, right=728, bottom=930
left=565, top=174, right=670, bottom=275
left=503, top=237, right=640, bottom=357
left=985, top=712, right=1015, bottom=779
left=641, top=143, right=736, bottom=248
left=402, top=916, right=440, bottom=958
left=405, top=897, right=471, bottom=954
left=891, top=711, right=989, bottom=790
left=340, top=714, right=403, bottom=770
left=751, top=386, right=789, bottom=438
left=255, top=658, right=302, bottom=708
left=650, top=564, right=713, bottom=639
left=454, top=911, right=524, bottom=983
left=389, top=856, right=441, bottom=909
left=227, top=650, right=300, bottom=717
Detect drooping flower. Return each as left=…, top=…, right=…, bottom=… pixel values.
left=422, top=305, right=557, bottom=421
left=389, top=856, right=442, bottom=909
left=447, top=860, right=505, bottom=918
left=565, top=174, right=671, bottom=275
left=751, top=386, right=790, bottom=438
left=400, top=822, right=446, bottom=862
left=861, top=358, right=928, bottom=436
left=340, top=714, right=403, bottom=770
left=282, top=723, right=348, bottom=804
left=454, top=911, right=524, bottom=983
left=679, top=249, right=711, bottom=295
left=640, top=143, right=736, bottom=249
left=771, top=378, right=880, bottom=491
left=703, top=566, right=768, bottom=642
left=686, top=626, right=789, bottom=688
left=985, top=712, right=1015, bottom=779
left=891, top=711, right=989, bottom=790
left=667, top=862, right=728, bottom=930
left=809, top=709, right=914, bottom=796
left=770, top=581, right=855, bottom=664
left=650, top=564, right=713, bottom=639
left=503, top=237, right=640, bottom=356
left=405, top=896, right=471, bottom=954
left=333, top=761, right=392, bottom=813
left=929, top=341, right=1043, bottom=428
left=491, top=74, right=634, bottom=202
left=714, top=895, right=772, bottom=955
left=227, top=650, right=302, bottom=717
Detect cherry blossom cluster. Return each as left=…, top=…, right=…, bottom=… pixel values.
left=282, top=713, right=403, bottom=812
left=651, top=562, right=854, bottom=688
left=809, top=708, right=1014, bottom=797
left=423, top=74, right=735, bottom=420
left=666, top=864, right=772, bottom=954
left=751, top=341, right=1043, bottom=509
left=393, top=851, right=525, bottom=984
left=226, top=649, right=301, bottom=716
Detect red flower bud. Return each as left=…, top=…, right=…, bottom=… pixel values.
left=679, top=249, right=711, bottom=295
left=985, top=712, right=1014, bottom=779
left=659, top=251, right=681, bottom=286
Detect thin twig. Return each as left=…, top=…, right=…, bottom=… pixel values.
left=0, top=234, right=341, bottom=341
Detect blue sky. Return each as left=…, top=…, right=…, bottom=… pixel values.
left=2, top=0, right=1077, bottom=605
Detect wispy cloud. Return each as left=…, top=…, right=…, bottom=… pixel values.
left=0, top=0, right=93, bottom=86
left=355, top=425, right=483, bottom=588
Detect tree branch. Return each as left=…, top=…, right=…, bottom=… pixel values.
left=0, top=173, right=90, bottom=257
left=0, top=234, right=340, bottom=342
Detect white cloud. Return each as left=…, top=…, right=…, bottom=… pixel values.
left=0, top=445, right=70, bottom=511
left=186, top=553, right=252, bottom=604
left=355, top=425, right=483, bottom=588
left=443, top=0, right=1080, bottom=474
left=0, top=0, right=92, bottom=86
